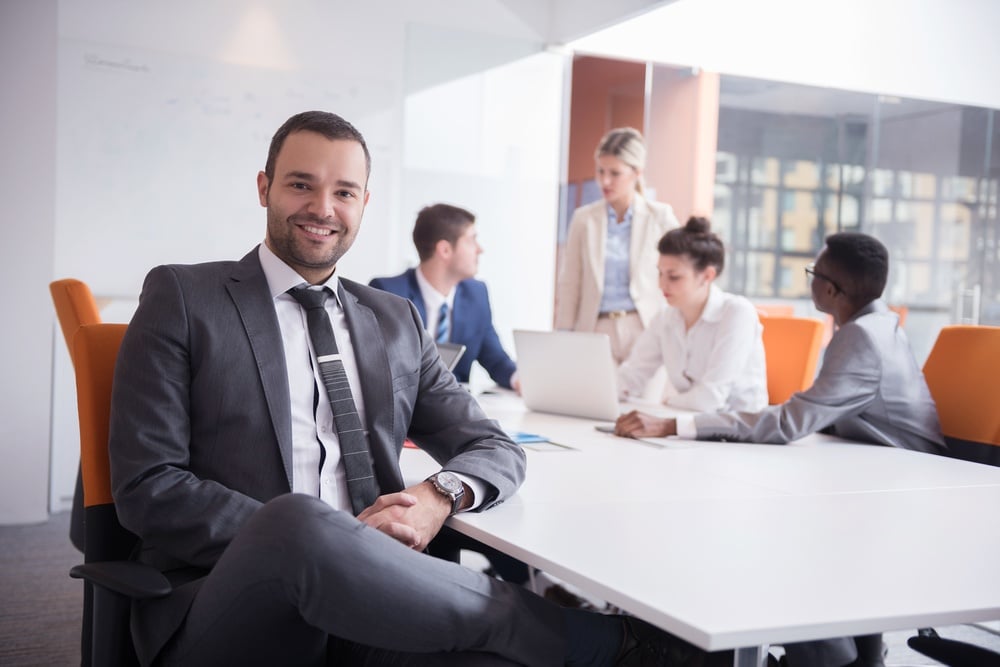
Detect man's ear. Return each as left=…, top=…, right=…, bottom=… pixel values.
left=256, top=171, right=269, bottom=207
left=435, top=239, right=453, bottom=259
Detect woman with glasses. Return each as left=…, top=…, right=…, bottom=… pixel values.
left=617, top=216, right=768, bottom=412
left=555, top=127, right=679, bottom=364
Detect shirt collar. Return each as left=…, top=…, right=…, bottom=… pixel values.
left=258, top=242, right=341, bottom=305
left=606, top=202, right=634, bottom=225
left=415, top=265, right=455, bottom=311
left=699, top=284, right=726, bottom=323
left=845, top=298, right=886, bottom=324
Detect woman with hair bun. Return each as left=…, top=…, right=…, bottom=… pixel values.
left=617, top=216, right=768, bottom=412
left=555, top=127, right=679, bottom=363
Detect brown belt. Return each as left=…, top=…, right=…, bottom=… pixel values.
left=598, top=309, right=637, bottom=320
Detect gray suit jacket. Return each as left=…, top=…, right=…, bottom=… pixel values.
left=109, top=248, right=525, bottom=662
left=693, top=300, right=946, bottom=456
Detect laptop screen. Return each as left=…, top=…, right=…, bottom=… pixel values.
left=513, top=330, right=620, bottom=421
left=435, top=341, right=466, bottom=372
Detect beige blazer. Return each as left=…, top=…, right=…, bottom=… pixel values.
left=555, top=193, right=679, bottom=332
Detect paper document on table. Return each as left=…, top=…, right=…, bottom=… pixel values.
left=636, top=436, right=695, bottom=449
left=521, top=440, right=576, bottom=452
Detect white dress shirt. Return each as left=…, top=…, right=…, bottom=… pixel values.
left=414, top=266, right=455, bottom=338
left=261, top=245, right=486, bottom=511
left=618, top=284, right=768, bottom=414
left=259, top=244, right=365, bottom=511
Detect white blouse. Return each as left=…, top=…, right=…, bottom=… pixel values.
left=617, top=285, right=768, bottom=412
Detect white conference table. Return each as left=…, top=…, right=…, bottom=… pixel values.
left=402, top=391, right=1000, bottom=666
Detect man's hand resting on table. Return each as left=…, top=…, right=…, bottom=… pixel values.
left=357, top=481, right=472, bottom=551
left=614, top=410, right=678, bottom=439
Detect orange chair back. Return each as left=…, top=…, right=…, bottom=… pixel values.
left=755, top=303, right=795, bottom=319
left=922, top=325, right=1000, bottom=447
left=888, top=305, right=908, bottom=327
left=73, top=324, right=127, bottom=508
left=50, top=279, right=102, bottom=367
left=760, top=316, right=824, bottom=404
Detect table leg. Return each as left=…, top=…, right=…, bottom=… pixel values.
left=734, top=645, right=768, bottom=667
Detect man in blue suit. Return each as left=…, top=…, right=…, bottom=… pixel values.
left=370, top=203, right=520, bottom=392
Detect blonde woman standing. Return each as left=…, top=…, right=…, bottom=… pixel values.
left=555, top=127, right=679, bottom=363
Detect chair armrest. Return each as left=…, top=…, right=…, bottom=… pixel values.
left=907, top=634, right=1000, bottom=664
left=70, top=560, right=172, bottom=599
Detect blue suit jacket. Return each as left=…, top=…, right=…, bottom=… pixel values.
left=369, top=269, right=517, bottom=389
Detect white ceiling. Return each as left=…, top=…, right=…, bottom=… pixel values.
left=569, top=0, right=1000, bottom=112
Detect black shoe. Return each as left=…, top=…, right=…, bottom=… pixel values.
left=615, top=617, right=735, bottom=666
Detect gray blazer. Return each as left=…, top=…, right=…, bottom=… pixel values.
left=693, top=300, right=946, bottom=455
left=109, top=248, right=525, bottom=662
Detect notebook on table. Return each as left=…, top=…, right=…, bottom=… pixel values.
left=512, top=329, right=621, bottom=421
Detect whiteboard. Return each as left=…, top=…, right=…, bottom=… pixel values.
left=56, top=38, right=395, bottom=296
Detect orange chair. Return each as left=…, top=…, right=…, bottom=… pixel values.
left=50, top=278, right=103, bottom=367
left=921, top=325, right=1000, bottom=462
left=908, top=326, right=1000, bottom=667
left=888, top=304, right=908, bottom=327
left=754, top=303, right=795, bottom=319
left=50, top=278, right=103, bottom=553
left=760, top=316, right=824, bottom=404
left=69, top=323, right=170, bottom=666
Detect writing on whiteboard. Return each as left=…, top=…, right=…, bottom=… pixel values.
left=84, top=52, right=150, bottom=74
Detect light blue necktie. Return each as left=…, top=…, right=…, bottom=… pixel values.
left=436, top=302, right=449, bottom=343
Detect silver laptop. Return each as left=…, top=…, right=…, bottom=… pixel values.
left=513, top=330, right=620, bottom=421
left=435, top=342, right=466, bottom=372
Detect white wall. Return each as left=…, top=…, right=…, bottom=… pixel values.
left=0, top=0, right=58, bottom=524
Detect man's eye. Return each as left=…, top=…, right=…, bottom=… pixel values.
left=290, top=182, right=309, bottom=190
left=337, top=190, right=355, bottom=199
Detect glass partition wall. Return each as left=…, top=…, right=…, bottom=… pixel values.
left=569, top=56, right=1000, bottom=361
left=705, top=71, right=998, bottom=358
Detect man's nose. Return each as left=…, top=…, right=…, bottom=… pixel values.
left=310, top=190, right=336, bottom=220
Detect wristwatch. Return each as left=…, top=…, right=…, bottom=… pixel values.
left=426, top=471, right=465, bottom=516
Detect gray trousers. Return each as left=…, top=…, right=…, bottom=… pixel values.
left=151, top=494, right=565, bottom=666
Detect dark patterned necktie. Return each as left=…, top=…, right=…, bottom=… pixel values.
left=436, top=302, right=449, bottom=343
left=289, top=286, right=377, bottom=515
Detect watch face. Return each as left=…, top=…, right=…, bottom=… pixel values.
left=436, top=472, right=463, bottom=494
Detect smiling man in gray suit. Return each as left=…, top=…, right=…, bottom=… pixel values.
left=109, top=111, right=725, bottom=667
left=615, top=232, right=947, bottom=666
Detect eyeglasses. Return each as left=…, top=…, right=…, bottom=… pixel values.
left=804, top=263, right=844, bottom=295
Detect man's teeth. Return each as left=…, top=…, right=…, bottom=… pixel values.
left=304, top=226, right=332, bottom=236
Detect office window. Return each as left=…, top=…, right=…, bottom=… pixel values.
left=712, top=75, right=999, bottom=342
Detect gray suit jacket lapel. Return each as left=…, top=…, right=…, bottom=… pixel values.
left=227, top=251, right=294, bottom=488
left=339, top=280, right=395, bottom=493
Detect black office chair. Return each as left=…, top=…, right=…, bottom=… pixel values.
left=68, top=323, right=171, bottom=666
left=906, top=326, right=1000, bottom=666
